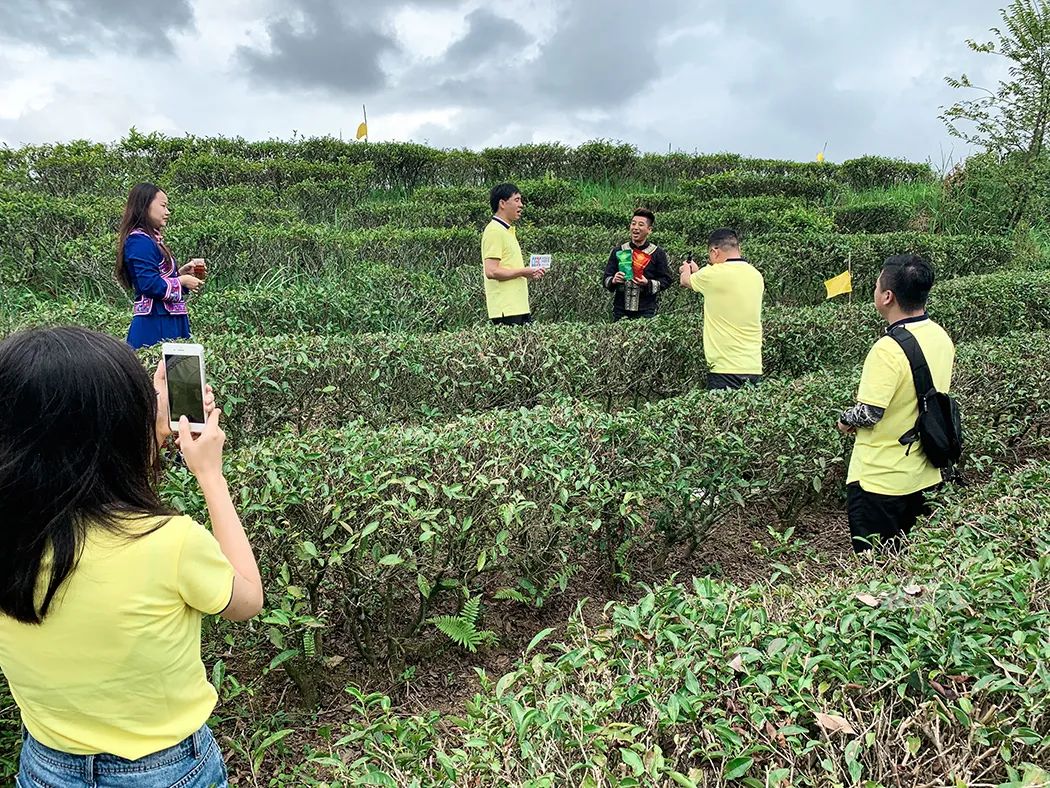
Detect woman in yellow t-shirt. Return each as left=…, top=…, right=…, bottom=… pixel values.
left=0, top=327, right=264, bottom=787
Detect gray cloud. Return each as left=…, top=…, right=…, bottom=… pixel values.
left=438, top=8, right=531, bottom=73
left=628, top=0, right=1007, bottom=161
left=236, top=1, right=398, bottom=93
left=531, top=0, right=692, bottom=109
left=391, top=0, right=692, bottom=129
left=0, top=0, right=194, bottom=54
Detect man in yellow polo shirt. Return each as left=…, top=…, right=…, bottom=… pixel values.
left=482, top=182, right=544, bottom=325
left=678, top=228, right=764, bottom=389
left=837, top=253, right=955, bottom=552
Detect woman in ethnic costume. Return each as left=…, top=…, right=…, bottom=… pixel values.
left=116, top=183, right=205, bottom=349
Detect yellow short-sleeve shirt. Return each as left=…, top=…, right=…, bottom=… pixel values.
left=688, top=261, right=765, bottom=374
left=0, top=514, right=235, bottom=760
left=481, top=218, right=529, bottom=319
left=846, top=319, right=956, bottom=495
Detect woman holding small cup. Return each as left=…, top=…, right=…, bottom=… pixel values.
left=115, top=183, right=207, bottom=349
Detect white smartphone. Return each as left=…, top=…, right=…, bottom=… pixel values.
left=161, top=342, right=207, bottom=432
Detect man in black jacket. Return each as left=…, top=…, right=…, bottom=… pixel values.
left=602, top=209, right=673, bottom=320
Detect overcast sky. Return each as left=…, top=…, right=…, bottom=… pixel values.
left=0, top=0, right=1008, bottom=164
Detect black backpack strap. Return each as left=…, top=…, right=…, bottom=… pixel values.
left=887, top=325, right=935, bottom=454
left=887, top=325, right=935, bottom=399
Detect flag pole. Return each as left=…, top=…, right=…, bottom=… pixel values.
left=847, top=252, right=852, bottom=305
left=362, top=104, right=368, bottom=143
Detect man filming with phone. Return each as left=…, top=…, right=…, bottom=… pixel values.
left=679, top=228, right=765, bottom=390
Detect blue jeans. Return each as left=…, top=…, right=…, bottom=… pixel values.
left=16, top=724, right=228, bottom=787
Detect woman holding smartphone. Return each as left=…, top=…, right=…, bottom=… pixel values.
left=0, top=326, right=264, bottom=787
left=116, top=182, right=207, bottom=349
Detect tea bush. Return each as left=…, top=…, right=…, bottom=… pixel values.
left=838, top=155, right=935, bottom=190
left=832, top=200, right=916, bottom=233
left=682, top=173, right=841, bottom=201
left=115, top=271, right=1050, bottom=445
left=159, top=333, right=1049, bottom=679
left=313, top=461, right=1049, bottom=786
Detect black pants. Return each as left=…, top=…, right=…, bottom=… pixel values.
left=707, top=373, right=762, bottom=391
left=612, top=305, right=656, bottom=322
left=491, top=313, right=533, bottom=326
left=847, top=482, right=936, bottom=553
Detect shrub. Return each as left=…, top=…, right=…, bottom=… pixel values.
left=516, top=177, right=581, bottom=208
left=634, top=152, right=744, bottom=184
left=316, top=461, right=1050, bottom=785
left=570, top=140, right=640, bottom=182
left=746, top=232, right=1013, bottom=306
left=165, top=154, right=368, bottom=191
left=479, top=144, right=573, bottom=181
left=832, top=200, right=915, bottom=233
left=112, top=271, right=1050, bottom=445
left=283, top=169, right=375, bottom=218
left=683, top=172, right=841, bottom=201
left=159, top=333, right=1050, bottom=678
left=839, top=156, right=934, bottom=190
left=627, top=192, right=696, bottom=212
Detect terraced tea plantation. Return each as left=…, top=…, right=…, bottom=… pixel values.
left=1, top=136, right=1049, bottom=786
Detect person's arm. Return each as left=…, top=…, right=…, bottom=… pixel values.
left=484, top=258, right=531, bottom=281
left=836, top=340, right=900, bottom=435
left=836, top=403, right=886, bottom=434
left=177, top=411, right=263, bottom=621
left=127, top=237, right=199, bottom=300
left=679, top=261, right=700, bottom=289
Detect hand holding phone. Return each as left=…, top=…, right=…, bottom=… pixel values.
left=161, top=343, right=207, bottom=433
left=177, top=409, right=226, bottom=481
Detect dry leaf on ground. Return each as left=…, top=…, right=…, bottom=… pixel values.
left=815, top=712, right=857, bottom=736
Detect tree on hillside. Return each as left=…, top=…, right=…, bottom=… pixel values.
left=940, top=0, right=1050, bottom=228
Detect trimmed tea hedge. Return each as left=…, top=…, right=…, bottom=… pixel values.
left=682, top=172, right=841, bottom=201
left=121, top=271, right=1050, bottom=445
left=4, top=134, right=937, bottom=195
left=161, top=333, right=1050, bottom=673
left=316, top=461, right=1049, bottom=785
left=3, top=269, right=1046, bottom=348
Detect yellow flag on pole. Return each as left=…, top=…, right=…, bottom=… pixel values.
left=824, top=270, right=852, bottom=299
left=356, top=122, right=368, bottom=140
left=816, top=150, right=825, bottom=163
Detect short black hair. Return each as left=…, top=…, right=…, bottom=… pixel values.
left=708, top=228, right=740, bottom=250
left=879, top=253, right=934, bottom=311
left=490, top=183, right=521, bottom=214
left=632, top=208, right=655, bottom=227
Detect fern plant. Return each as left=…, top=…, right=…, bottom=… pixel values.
left=428, top=595, right=498, bottom=653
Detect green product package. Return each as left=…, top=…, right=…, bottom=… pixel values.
left=615, top=249, right=634, bottom=283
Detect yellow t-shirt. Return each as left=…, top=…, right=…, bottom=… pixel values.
left=0, top=514, right=235, bottom=760
left=481, top=218, right=529, bottom=319
left=688, top=261, right=765, bottom=374
left=846, top=319, right=956, bottom=495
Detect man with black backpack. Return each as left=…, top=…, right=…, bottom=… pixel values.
left=837, top=254, right=960, bottom=552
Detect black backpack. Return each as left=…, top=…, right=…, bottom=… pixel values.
left=887, top=325, right=962, bottom=469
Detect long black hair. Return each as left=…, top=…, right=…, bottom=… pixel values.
left=115, top=182, right=172, bottom=289
left=0, top=327, right=175, bottom=624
